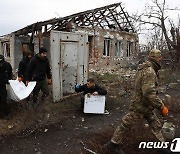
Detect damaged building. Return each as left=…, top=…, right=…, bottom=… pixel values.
left=0, top=2, right=138, bottom=72
left=0, top=3, right=139, bottom=101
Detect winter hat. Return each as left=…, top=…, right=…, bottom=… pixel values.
left=39, top=47, right=47, bottom=54
left=149, top=49, right=162, bottom=59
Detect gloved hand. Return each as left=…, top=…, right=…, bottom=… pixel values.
left=162, top=104, right=168, bottom=116
left=75, top=83, right=81, bottom=89
left=48, top=79, right=52, bottom=85
left=18, top=77, right=23, bottom=82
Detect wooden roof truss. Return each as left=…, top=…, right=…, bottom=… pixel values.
left=13, top=3, right=135, bottom=36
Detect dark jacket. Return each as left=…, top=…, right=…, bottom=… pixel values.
left=0, top=59, right=12, bottom=85
left=18, top=57, right=30, bottom=81
left=75, top=84, right=107, bottom=95
left=27, top=54, right=51, bottom=81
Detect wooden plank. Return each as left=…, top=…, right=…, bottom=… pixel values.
left=12, top=2, right=135, bottom=36
left=108, top=8, right=123, bottom=30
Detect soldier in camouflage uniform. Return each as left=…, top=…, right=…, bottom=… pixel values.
left=107, top=49, right=169, bottom=154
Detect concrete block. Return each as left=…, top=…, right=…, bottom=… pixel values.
left=162, top=94, right=172, bottom=108
left=158, top=86, right=166, bottom=93
left=168, top=83, right=179, bottom=89
left=162, top=122, right=175, bottom=140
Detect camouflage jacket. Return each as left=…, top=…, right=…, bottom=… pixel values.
left=129, top=58, right=163, bottom=113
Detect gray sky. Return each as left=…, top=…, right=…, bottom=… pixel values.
left=0, top=0, right=179, bottom=37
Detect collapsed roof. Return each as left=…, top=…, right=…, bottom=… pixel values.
left=12, top=3, right=135, bottom=36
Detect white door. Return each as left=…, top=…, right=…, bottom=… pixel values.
left=50, top=30, right=88, bottom=102
left=61, top=42, right=78, bottom=94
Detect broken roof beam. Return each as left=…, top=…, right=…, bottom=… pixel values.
left=11, top=2, right=135, bottom=36
left=14, top=18, right=58, bottom=35
left=59, top=3, right=122, bottom=22
left=119, top=5, right=135, bottom=32
left=58, top=3, right=124, bottom=29
left=107, top=7, right=123, bottom=30
left=99, top=10, right=112, bottom=29
left=83, top=14, right=94, bottom=26
left=97, top=4, right=123, bottom=29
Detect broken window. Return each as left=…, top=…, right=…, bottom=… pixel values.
left=2, top=42, right=10, bottom=58
left=103, top=39, right=110, bottom=56
left=88, top=36, right=93, bottom=59
left=127, top=41, right=132, bottom=57
left=115, top=41, right=122, bottom=57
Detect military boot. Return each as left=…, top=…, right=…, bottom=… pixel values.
left=106, top=141, right=124, bottom=154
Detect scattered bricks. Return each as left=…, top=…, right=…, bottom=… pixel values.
left=109, top=95, right=117, bottom=99
left=171, top=96, right=180, bottom=112
left=144, top=123, right=149, bottom=127
left=101, top=80, right=108, bottom=83
left=158, top=86, right=166, bottom=93
left=118, top=89, right=126, bottom=96
left=162, top=94, right=172, bottom=108
left=168, top=83, right=179, bottom=89
left=162, top=122, right=175, bottom=140
left=165, top=94, right=172, bottom=104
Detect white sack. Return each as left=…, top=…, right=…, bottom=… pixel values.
left=9, top=80, right=36, bottom=102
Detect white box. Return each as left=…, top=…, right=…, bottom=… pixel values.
left=84, top=94, right=106, bottom=114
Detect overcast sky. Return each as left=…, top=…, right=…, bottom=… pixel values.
left=0, top=0, right=179, bottom=37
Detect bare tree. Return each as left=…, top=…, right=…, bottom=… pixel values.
left=134, top=0, right=180, bottom=63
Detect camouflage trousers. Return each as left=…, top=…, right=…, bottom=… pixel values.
left=111, top=110, right=165, bottom=144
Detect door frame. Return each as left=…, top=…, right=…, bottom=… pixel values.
left=50, top=30, right=88, bottom=102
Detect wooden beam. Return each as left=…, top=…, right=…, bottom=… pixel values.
left=119, top=5, right=134, bottom=32
left=12, top=2, right=136, bottom=36
left=38, top=28, right=42, bottom=48
left=59, top=3, right=121, bottom=21
left=108, top=8, right=123, bottom=30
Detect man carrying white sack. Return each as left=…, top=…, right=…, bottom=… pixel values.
left=17, top=51, right=32, bottom=102
left=26, top=47, right=52, bottom=106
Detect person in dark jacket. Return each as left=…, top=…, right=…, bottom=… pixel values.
left=18, top=51, right=32, bottom=83
left=75, top=78, right=107, bottom=109
left=0, top=55, right=12, bottom=119
left=26, top=47, right=52, bottom=105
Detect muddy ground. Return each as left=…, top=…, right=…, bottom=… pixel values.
left=0, top=70, right=180, bottom=154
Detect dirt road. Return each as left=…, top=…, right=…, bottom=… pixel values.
left=0, top=71, right=179, bottom=154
